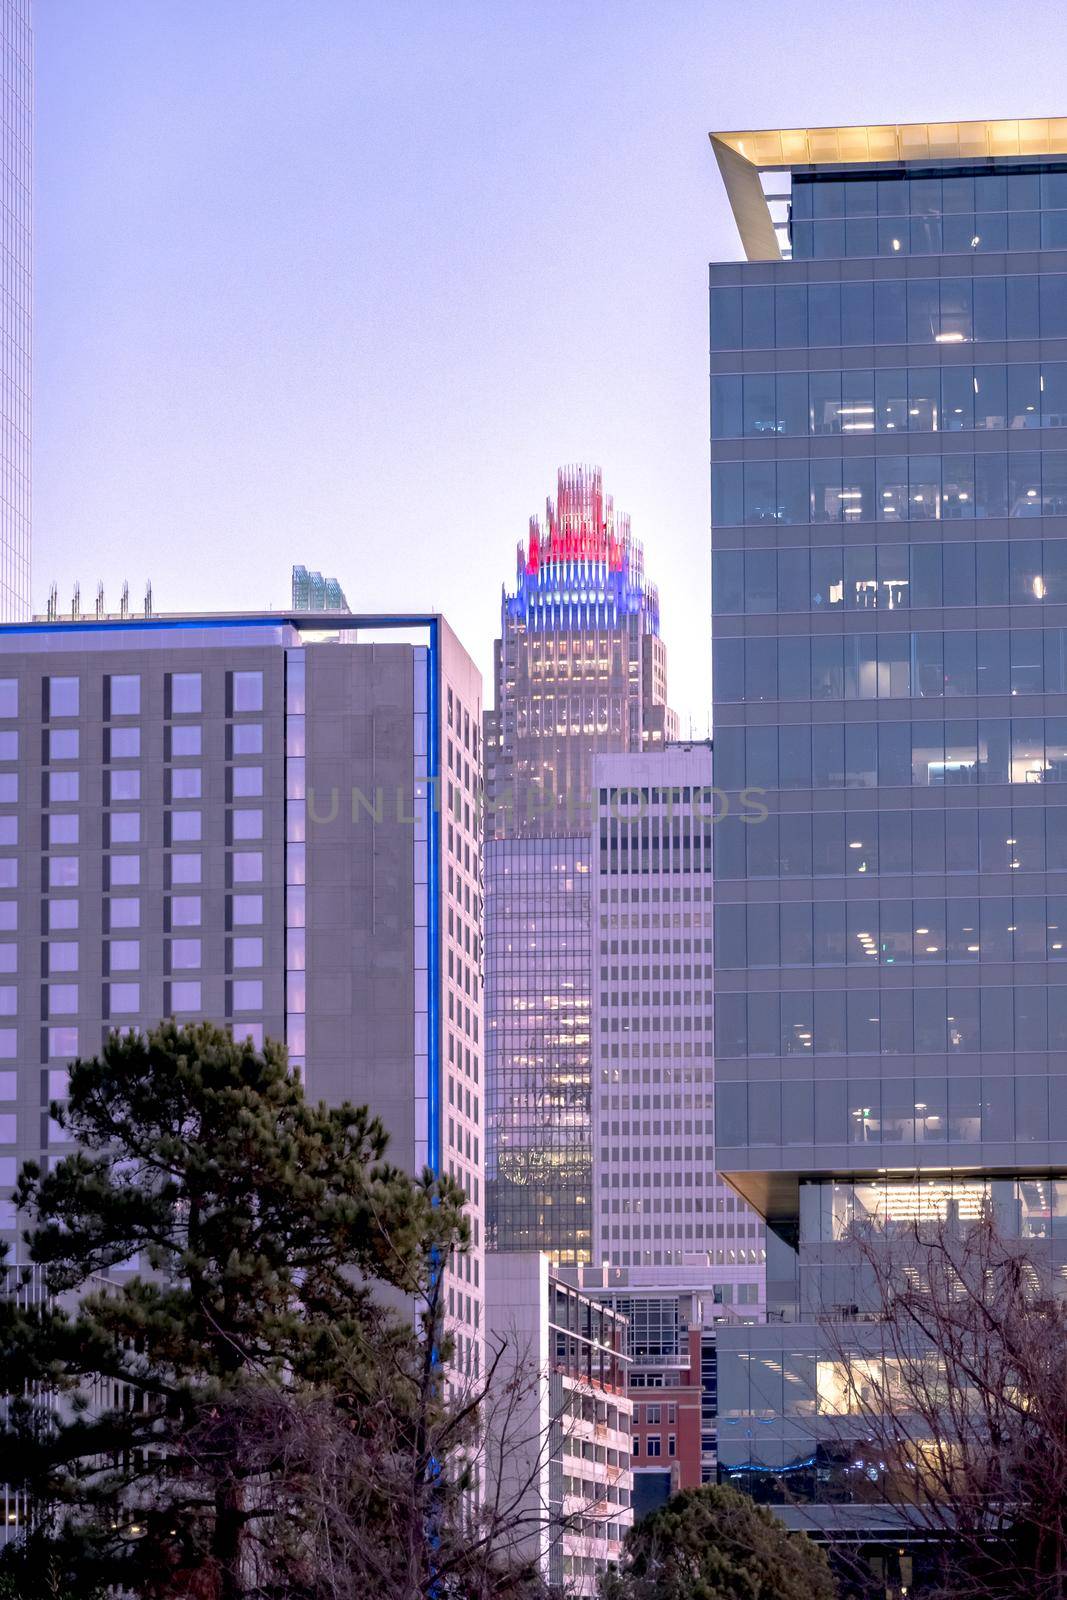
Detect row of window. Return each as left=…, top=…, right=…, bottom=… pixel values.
left=714, top=628, right=1067, bottom=702
left=712, top=362, right=1067, bottom=438
left=716, top=1068, right=1067, bottom=1146
left=714, top=803, right=1067, bottom=880
left=709, top=274, right=1067, bottom=351
left=711, top=451, right=1067, bottom=526
left=791, top=170, right=1067, bottom=220
left=713, top=986, right=1067, bottom=1061
left=712, top=537, right=1067, bottom=614
left=791, top=210, right=1067, bottom=259
left=715, top=894, right=1067, bottom=969
left=39, top=979, right=268, bottom=1016
left=712, top=715, right=1067, bottom=791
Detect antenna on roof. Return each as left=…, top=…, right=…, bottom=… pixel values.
left=47, top=582, right=57, bottom=622
left=144, top=581, right=152, bottom=620
left=72, top=582, right=80, bottom=622
left=95, top=582, right=105, bottom=621
left=120, top=580, right=129, bottom=620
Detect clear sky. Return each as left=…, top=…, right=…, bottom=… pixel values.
left=34, top=0, right=1067, bottom=729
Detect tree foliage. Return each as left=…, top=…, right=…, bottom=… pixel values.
left=601, top=1482, right=836, bottom=1600
left=0, top=1021, right=473, bottom=1599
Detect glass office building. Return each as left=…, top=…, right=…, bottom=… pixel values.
left=485, top=467, right=677, bottom=1262
left=709, top=119, right=1067, bottom=1530
left=0, top=1, right=30, bottom=620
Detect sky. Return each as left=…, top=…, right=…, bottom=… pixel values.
left=34, top=0, right=1067, bottom=730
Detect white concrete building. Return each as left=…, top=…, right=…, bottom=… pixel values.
left=485, top=1251, right=632, bottom=1596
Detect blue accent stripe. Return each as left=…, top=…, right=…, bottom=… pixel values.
left=0, top=613, right=440, bottom=638
left=426, top=619, right=442, bottom=1176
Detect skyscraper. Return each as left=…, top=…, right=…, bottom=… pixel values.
left=0, top=1, right=31, bottom=621
left=485, top=466, right=677, bottom=1261
left=0, top=608, right=484, bottom=1382
left=708, top=118, right=1067, bottom=1539
left=291, top=565, right=348, bottom=612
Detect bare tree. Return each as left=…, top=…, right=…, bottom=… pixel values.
left=820, top=1212, right=1067, bottom=1600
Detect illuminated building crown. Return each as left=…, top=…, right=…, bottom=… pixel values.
left=505, top=465, right=661, bottom=634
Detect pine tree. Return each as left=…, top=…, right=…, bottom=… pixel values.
left=0, top=1021, right=467, bottom=1599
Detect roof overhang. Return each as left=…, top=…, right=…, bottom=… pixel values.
left=710, top=116, right=1067, bottom=261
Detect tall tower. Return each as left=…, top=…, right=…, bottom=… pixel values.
left=709, top=118, right=1067, bottom=1547
left=484, top=466, right=677, bottom=1263
left=0, top=1, right=30, bottom=620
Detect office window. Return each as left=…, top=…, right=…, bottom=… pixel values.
left=48, top=942, right=79, bottom=973
left=233, top=980, right=263, bottom=1011
left=233, top=809, right=263, bottom=840
left=110, top=726, right=140, bottom=759
left=109, top=857, right=141, bottom=887
left=171, top=673, right=202, bottom=714
left=109, top=675, right=140, bottom=716
left=646, top=1435, right=661, bottom=1458
left=109, top=940, right=140, bottom=972
left=171, top=724, right=202, bottom=757
left=109, top=769, right=141, bottom=802
left=171, top=811, right=202, bottom=842
left=0, top=906, right=13, bottom=933
left=48, top=900, right=77, bottom=930
left=0, top=732, right=17, bottom=761
left=233, top=767, right=263, bottom=798
left=48, top=985, right=78, bottom=1015
left=171, top=896, right=202, bottom=927
left=232, top=894, right=263, bottom=925
left=171, top=768, right=202, bottom=800
left=47, top=1067, right=71, bottom=1097
left=48, top=858, right=77, bottom=888
left=233, top=671, right=264, bottom=712
left=48, top=729, right=78, bottom=762
left=0, top=1115, right=16, bottom=1142
left=232, top=724, right=263, bottom=755
left=237, top=1022, right=265, bottom=1049
left=0, top=947, right=14, bottom=974
left=170, top=939, right=201, bottom=969
left=49, top=814, right=79, bottom=847
left=109, top=813, right=141, bottom=845
left=0, top=1070, right=14, bottom=1095
left=171, top=981, right=202, bottom=1012
left=0, top=681, right=16, bottom=717
left=47, top=771, right=77, bottom=803
left=170, top=854, right=201, bottom=884
left=48, top=677, right=79, bottom=717
left=109, top=899, right=140, bottom=929
left=0, top=818, right=15, bottom=848
left=232, top=852, right=263, bottom=883
left=47, top=1028, right=77, bottom=1060
left=110, top=983, right=140, bottom=1014
left=0, top=987, right=14, bottom=1017
left=233, top=937, right=263, bottom=967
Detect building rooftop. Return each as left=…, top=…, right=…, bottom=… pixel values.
left=710, top=116, right=1067, bottom=261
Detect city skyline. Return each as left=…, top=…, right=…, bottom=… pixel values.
left=35, top=0, right=1067, bottom=729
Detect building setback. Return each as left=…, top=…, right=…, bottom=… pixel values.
left=708, top=117, right=1067, bottom=1539
left=0, top=611, right=484, bottom=1376
left=485, top=466, right=677, bottom=1262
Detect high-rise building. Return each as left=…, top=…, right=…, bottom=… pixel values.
left=708, top=118, right=1067, bottom=1538
left=484, top=464, right=676, bottom=839
left=291, top=565, right=348, bottom=612
left=0, top=1, right=31, bottom=621
left=485, top=1251, right=632, bottom=1596
left=0, top=609, right=483, bottom=1376
left=590, top=743, right=763, bottom=1305
left=485, top=467, right=677, bottom=1263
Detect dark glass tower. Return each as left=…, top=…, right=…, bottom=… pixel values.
left=708, top=119, right=1067, bottom=1533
